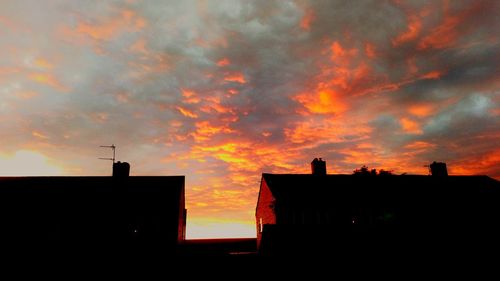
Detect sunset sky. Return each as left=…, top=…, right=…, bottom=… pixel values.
left=0, top=0, right=498, bottom=238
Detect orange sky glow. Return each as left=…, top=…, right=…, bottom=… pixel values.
left=0, top=0, right=498, bottom=239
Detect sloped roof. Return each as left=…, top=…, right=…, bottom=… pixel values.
left=0, top=175, right=184, bottom=185
left=0, top=176, right=185, bottom=215
left=261, top=173, right=499, bottom=205
left=0, top=176, right=184, bottom=193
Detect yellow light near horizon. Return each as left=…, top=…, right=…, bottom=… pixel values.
left=0, top=150, right=62, bottom=176
left=187, top=219, right=256, bottom=239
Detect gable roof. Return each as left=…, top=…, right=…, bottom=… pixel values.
left=0, top=176, right=185, bottom=211
left=0, top=176, right=184, bottom=190
left=261, top=173, right=500, bottom=205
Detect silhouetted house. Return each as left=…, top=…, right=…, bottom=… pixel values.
left=256, top=160, right=500, bottom=256
left=0, top=175, right=186, bottom=254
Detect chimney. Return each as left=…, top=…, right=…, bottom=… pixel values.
left=430, top=161, right=447, bottom=177
left=311, top=158, right=327, bottom=175
left=113, top=161, right=130, bottom=177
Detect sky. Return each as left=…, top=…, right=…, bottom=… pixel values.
left=0, top=0, right=499, bottom=238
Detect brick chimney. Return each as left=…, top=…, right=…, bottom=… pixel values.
left=113, top=161, right=130, bottom=177
left=311, top=158, right=327, bottom=175
left=430, top=161, right=447, bottom=177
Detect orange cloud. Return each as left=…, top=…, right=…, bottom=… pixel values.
left=354, top=68, right=447, bottom=97
left=124, top=9, right=147, bottom=29
left=188, top=142, right=260, bottom=172
left=0, top=15, right=31, bottom=33
left=420, top=70, right=443, bottom=80
left=227, top=89, right=239, bottom=96
left=129, top=38, right=148, bottom=54
left=217, top=58, right=230, bottom=67
left=195, top=122, right=230, bottom=136
left=32, top=131, right=49, bottom=140
left=201, top=102, right=233, bottom=115
left=127, top=53, right=170, bottom=77
left=191, top=121, right=234, bottom=142
left=392, top=15, right=422, bottom=46
left=34, top=58, right=53, bottom=69
left=300, top=9, right=315, bottom=31
left=182, top=89, right=201, bottom=104
left=407, top=57, right=418, bottom=75
left=365, top=43, right=376, bottom=59
left=416, top=0, right=486, bottom=51
left=331, top=41, right=346, bottom=59
left=491, top=107, right=500, bottom=117
left=405, top=141, right=436, bottom=150
left=0, top=66, right=21, bottom=75
left=295, top=89, right=347, bottom=115
left=76, top=22, right=117, bottom=41
left=0, top=15, right=15, bottom=29
left=284, top=118, right=370, bottom=145
left=115, top=92, right=130, bottom=103
left=90, top=112, right=109, bottom=123
left=75, top=9, right=146, bottom=41
left=181, top=136, right=305, bottom=182
left=224, top=72, right=247, bottom=84
left=29, top=73, right=69, bottom=92
left=294, top=40, right=378, bottom=115
left=201, top=96, right=234, bottom=115
left=338, top=144, right=421, bottom=175
left=401, top=141, right=437, bottom=161
left=330, top=41, right=358, bottom=61
left=176, top=106, right=198, bottom=118
left=400, top=118, right=422, bottom=134
left=418, top=15, right=459, bottom=50
left=182, top=89, right=195, bottom=98
left=322, top=41, right=375, bottom=97
left=340, top=148, right=380, bottom=166
left=15, top=91, right=39, bottom=100
left=450, top=149, right=500, bottom=178
left=408, top=104, right=435, bottom=117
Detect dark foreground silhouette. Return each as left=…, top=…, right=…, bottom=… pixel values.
left=0, top=159, right=499, bottom=261
left=0, top=176, right=186, bottom=256
left=256, top=159, right=500, bottom=258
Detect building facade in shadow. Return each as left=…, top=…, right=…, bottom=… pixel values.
left=0, top=172, right=186, bottom=255
left=256, top=159, right=500, bottom=256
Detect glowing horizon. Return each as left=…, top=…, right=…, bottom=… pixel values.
left=1, top=0, right=498, bottom=238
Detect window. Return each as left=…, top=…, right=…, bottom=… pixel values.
left=259, top=218, right=263, bottom=233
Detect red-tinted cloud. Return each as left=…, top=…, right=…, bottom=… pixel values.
left=0, top=0, right=497, bottom=239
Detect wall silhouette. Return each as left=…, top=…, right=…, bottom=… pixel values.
left=256, top=172, right=500, bottom=256
left=0, top=176, right=185, bottom=255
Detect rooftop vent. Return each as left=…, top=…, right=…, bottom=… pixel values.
left=311, top=158, right=327, bottom=175
left=430, top=161, right=448, bottom=177
left=113, top=161, right=130, bottom=177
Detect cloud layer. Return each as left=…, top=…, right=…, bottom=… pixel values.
left=1, top=0, right=498, bottom=238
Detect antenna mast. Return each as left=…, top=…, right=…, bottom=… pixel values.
left=423, top=164, right=430, bottom=175
left=99, top=144, right=116, bottom=163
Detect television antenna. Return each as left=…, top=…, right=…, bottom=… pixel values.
left=99, top=144, right=116, bottom=163
left=423, top=164, right=430, bottom=175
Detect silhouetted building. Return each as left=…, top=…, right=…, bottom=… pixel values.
left=430, top=161, right=448, bottom=177
left=311, top=158, right=326, bottom=175
left=256, top=161, right=500, bottom=256
left=0, top=176, right=186, bottom=254
left=113, top=161, right=130, bottom=177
